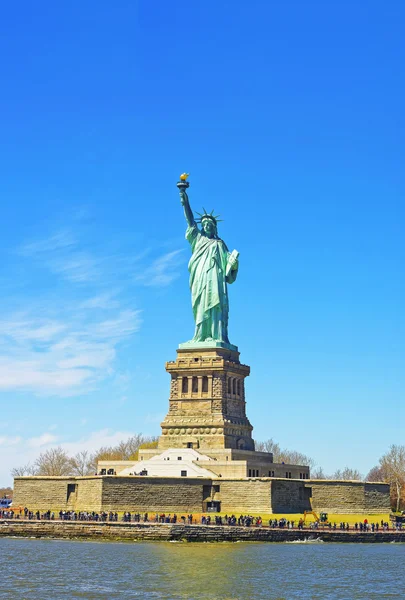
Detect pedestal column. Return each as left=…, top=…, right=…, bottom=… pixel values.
left=159, top=346, right=254, bottom=452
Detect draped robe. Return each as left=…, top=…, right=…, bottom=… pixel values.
left=186, top=224, right=237, bottom=343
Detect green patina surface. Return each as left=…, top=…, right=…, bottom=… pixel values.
left=178, top=340, right=238, bottom=351
left=177, top=178, right=239, bottom=349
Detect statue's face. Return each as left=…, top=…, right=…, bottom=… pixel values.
left=202, top=218, right=215, bottom=237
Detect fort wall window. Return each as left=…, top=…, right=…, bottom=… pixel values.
left=228, top=378, right=231, bottom=394
left=202, top=376, right=208, bottom=392
left=192, top=376, right=198, bottom=393
left=182, top=377, right=188, bottom=393
left=237, top=380, right=241, bottom=396
left=232, top=379, right=236, bottom=395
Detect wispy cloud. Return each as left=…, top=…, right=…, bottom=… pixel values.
left=0, top=309, right=141, bottom=394
left=48, top=252, right=100, bottom=282
left=2, top=224, right=181, bottom=397
left=0, top=436, right=22, bottom=447
left=19, top=230, right=99, bottom=283
left=0, top=224, right=147, bottom=395
left=0, top=428, right=137, bottom=485
left=60, top=428, right=135, bottom=457
left=80, top=292, right=120, bottom=310
left=28, top=433, right=58, bottom=448
left=138, top=250, right=184, bottom=287
left=0, top=315, right=67, bottom=343
left=20, top=230, right=76, bottom=256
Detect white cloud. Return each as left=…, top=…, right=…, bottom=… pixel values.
left=1, top=428, right=137, bottom=486
left=48, top=253, right=100, bottom=282
left=0, top=227, right=178, bottom=398
left=19, top=230, right=99, bottom=283
left=0, top=316, right=67, bottom=343
left=60, top=429, right=135, bottom=457
left=0, top=436, right=22, bottom=446
left=91, top=310, right=141, bottom=339
left=0, top=360, right=92, bottom=392
left=80, top=293, right=120, bottom=310
left=20, top=231, right=76, bottom=256
left=27, top=433, right=58, bottom=448
left=0, top=309, right=141, bottom=395
left=139, top=250, right=184, bottom=287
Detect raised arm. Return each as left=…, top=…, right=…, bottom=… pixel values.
left=179, top=189, right=196, bottom=228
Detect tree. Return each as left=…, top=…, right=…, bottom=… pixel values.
left=255, top=438, right=315, bottom=468
left=9, top=434, right=161, bottom=479
left=379, top=444, right=405, bottom=512
left=115, top=434, right=158, bottom=460
left=0, top=486, right=13, bottom=498
left=34, top=447, right=74, bottom=476
left=89, top=445, right=123, bottom=472
left=365, top=465, right=386, bottom=482
left=70, top=450, right=93, bottom=476
left=331, top=467, right=362, bottom=481
left=278, top=450, right=316, bottom=469
left=311, top=467, right=327, bottom=479
left=11, top=463, right=38, bottom=477
left=255, top=438, right=281, bottom=456
left=88, top=435, right=160, bottom=471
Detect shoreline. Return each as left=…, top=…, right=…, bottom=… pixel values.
left=1, top=520, right=404, bottom=543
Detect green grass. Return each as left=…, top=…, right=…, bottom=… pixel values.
left=195, top=512, right=391, bottom=525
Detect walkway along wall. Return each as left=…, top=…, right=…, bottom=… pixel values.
left=1, top=521, right=403, bottom=544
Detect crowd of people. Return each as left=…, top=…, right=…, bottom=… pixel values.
left=0, top=507, right=402, bottom=531
left=205, top=514, right=263, bottom=526
left=354, top=520, right=395, bottom=531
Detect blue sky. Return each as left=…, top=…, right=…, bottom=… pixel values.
left=1, top=1, right=404, bottom=486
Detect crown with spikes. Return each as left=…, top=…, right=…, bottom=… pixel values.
left=195, top=208, right=223, bottom=225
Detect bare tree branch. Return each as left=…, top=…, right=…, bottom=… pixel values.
left=34, top=447, right=74, bottom=476
left=70, top=450, right=94, bottom=476
left=11, top=463, right=37, bottom=477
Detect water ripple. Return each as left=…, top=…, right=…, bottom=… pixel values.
left=0, top=538, right=403, bottom=599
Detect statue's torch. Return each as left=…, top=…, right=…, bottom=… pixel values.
left=177, top=173, right=190, bottom=192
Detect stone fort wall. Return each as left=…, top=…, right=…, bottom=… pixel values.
left=13, top=476, right=390, bottom=515
left=101, top=477, right=209, bottom=513
left=308, top=480, right=391, bottom=514
left=13, top=477, right=103, bottom=512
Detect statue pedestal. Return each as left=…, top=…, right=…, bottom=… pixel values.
left=158, top=346, right=254, bottom=453
left=178, top=340, right=238, bottom=352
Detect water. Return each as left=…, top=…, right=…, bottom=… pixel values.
left=1, top=537, right=404, bottom=599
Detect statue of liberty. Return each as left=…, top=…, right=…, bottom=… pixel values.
left=177, top=175, right=239, bottom=349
